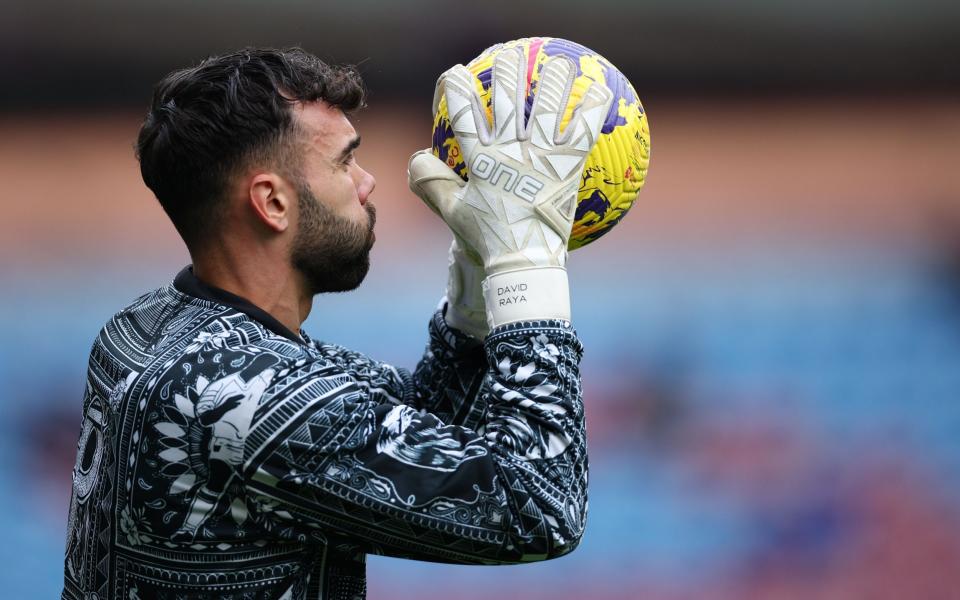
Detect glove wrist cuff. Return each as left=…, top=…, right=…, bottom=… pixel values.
left=482, top=267, right=570, bottom=328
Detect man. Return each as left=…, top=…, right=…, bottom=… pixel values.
left=62, top=46, right=612, bottom=599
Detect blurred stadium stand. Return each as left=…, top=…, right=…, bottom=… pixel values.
left=3, top=0, right=960, bottom=110
left=2, top=2, right=959, bottom=598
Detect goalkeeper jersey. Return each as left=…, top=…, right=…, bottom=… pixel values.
left=61, top=266, right=587, bottom=600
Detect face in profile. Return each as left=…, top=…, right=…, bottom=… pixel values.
left=292, top=180, right=376, bottom=294
left=289, top=102, right=377, bottom=295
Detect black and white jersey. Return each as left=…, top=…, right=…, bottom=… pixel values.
left=62, top=266, right=588, bottom=600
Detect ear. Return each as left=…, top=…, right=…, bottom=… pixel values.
left=248, top=173, right=291, bottom=233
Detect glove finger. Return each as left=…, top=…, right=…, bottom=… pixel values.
left=559, top=80, right=614, bottom=152
left=442, top=65, right=489, bottom=156
left=528, top=56, right=575, bottom=148
left=407, top=150, right=463, bottom=219
left=490, top=47, right=526, bottom=144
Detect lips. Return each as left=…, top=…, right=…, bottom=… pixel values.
left=365, top=202, right=377, bottom=247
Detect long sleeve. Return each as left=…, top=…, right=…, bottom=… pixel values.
left=310, top=307, right=491, bottom=428
left=409, top=307, right=489, bottom=427
left=241, top=318, right=587, bottom=565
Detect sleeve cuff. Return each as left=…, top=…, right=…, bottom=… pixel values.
left=430, top=304, right=486, bottom=353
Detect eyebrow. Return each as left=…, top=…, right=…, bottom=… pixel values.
left=337, top=135, right=361, bottom=163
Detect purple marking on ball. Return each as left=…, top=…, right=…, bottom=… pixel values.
left=583, top=208, right=626, bottom=242
left=432, top=119, right=454, bottom=162
left=576, top=189, right=611, bottom=221
left=600, top=63, right=634, bottom=133
left=431, top=118, right=469, bottom=180
left=477, top=67, right=493, bottom=91
left=603, top=62, right=636, bottom=106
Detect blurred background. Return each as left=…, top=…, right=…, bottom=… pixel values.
left=3, top=1, right=960, bottom=598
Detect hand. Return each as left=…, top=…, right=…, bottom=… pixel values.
left=409, top=47, right=612, bottom=327
left=443, top=238, right=489, bottom=339
left=405, top=157, right=487, bottom=338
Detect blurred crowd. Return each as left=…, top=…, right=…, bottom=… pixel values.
left=2, top=1, right=960, bottom=598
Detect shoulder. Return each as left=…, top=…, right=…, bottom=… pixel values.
left=177, top=333, right=362, bottom=406
left=307, top=338, right=410, bottom=395
left=99, top=281, right=375, bottom=404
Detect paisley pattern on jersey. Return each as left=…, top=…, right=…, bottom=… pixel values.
left=62, top=272, right=586, bottom=599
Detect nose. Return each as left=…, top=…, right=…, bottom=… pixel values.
left=357, top=168, right=376, bottom=206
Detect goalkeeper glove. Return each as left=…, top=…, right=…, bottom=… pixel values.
left=409, top=47, right=612, bottom=328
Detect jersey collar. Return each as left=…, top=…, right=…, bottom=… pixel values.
left=173, top=265, right=304, bottom=344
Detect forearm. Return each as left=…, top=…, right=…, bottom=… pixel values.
left=481, top=318, right=587, bottom=559
left=411, top=306, right=488, bottom=428
left=243, top=318, right=587, bottom=564
left=309, top=304, right=489, bottom=427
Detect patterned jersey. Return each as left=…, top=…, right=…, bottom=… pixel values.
left=62, top=267, right=587, bottom=600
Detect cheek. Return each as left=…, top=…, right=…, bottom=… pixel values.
left=329, top=175, right=369, bottom=224
left=335, top=173, right=359, bottom=203
left=310, top=171, right=357, bottom=209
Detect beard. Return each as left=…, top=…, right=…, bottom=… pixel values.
left=291, top=181, right=376, bottom=295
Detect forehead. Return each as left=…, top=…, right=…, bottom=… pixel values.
left=293, top=101, right=356, bottom=156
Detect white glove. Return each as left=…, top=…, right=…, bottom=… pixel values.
left=443, top=238, right=489, bottom=339
left=409, top=162, right=488, bottom=339
left=409, top=47, right=613, bottom=328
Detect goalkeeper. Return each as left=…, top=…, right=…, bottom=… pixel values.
left=61, top=46, right=612, bottom=600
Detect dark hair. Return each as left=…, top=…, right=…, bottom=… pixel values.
left=135, top=47, right=366, bottom=248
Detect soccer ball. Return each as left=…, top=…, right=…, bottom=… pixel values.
left=432, top=37, right=650, bottom=250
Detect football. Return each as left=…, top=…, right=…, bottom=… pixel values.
left=432, top=37, right=650, bottom=250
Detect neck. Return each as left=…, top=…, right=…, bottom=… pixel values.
left=191, top=248, right=312, bottom=337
